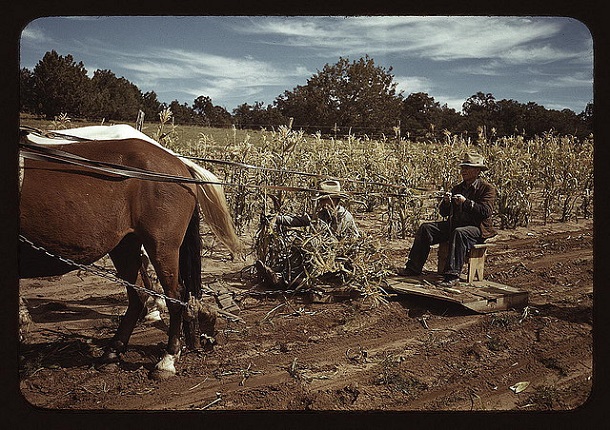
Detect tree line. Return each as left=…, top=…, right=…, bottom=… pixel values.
left=21, top=50, right=593, bottom=140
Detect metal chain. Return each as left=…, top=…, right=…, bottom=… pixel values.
left=234, top=286, right=322, bottom=299
left=19, top=234, right=189, bottom=307
left=19, top=234, right=322, bottom=308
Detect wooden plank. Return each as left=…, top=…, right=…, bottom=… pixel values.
left=206, top=282, right=241, bottom=314
left=385, top=275, right=528, bottom=313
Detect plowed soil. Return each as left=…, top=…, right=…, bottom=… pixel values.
left=18, top=214, right=594, bottom=414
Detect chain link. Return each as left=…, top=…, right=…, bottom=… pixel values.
left=19, top=234, right=320, bottom=307
left=19, top=234, right=189, bottom=307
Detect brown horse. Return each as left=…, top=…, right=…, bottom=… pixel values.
left=19, top=134, right=242, bottom=379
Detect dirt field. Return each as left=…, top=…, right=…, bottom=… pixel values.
left=17, top=211, right=594, bottom=415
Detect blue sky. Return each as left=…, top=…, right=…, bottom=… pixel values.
left=19, top=16, right=593, bottom=114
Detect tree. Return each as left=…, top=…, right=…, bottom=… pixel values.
left=275, top=56, right=403, bottom=135
left=580, top=102, right=593, bottom=136
left=463, top=92, right=497, bottom=116
left=168, top=100, right=196, bottom=124
left=192, top=95, right=214, bottom=125
left=462, top=92, right=499, bottom=138
left=20, top=68, right=36, bottom=114
left=141, top=91, right=163, bottom=122
left=521, top=102, right=551, bottom=136
left=547, top=109, right=583, bottom=137
left=191, top=95, right=233, bottom=127
left=436, top=104, right=464, bottom=136
left=207, top=105, right=233, bottom=128
left=32, top=50, right=92, bottom=118
left=494, top=99, right=527, bottom=136
left=233, top=101, right=287, bottom=130
left=90, top=69, right=142, bottom=121
left=401, top=92, right=442, bottom=138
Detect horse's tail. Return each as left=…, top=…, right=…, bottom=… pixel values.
left=180, top=206, right=202, bottom=350
left=179, top=206, right=202, bottom=300
left=180, top=157, right=243, bottom=255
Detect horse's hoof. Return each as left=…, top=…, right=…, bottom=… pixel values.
left=149, top=368, right=175, bottom=380
left=150, top=352, right=179, bottom=380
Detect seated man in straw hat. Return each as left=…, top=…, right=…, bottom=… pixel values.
left=255, top=180, right=360, bottom=289
left=398, top=152, right=496, bottom=287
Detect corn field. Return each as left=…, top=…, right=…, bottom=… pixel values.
left=21, top=114, right=594, bottom=301
left=153, top=119, right=593, bottom=300
left=159, top=124, right=594, bottom=238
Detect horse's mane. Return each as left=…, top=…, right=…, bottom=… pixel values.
left=25, top=124, right=242, bottom=254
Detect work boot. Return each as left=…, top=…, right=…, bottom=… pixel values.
left=438, top=274, right=460, bottom=288
left=397, top=266, right=420, bottom=276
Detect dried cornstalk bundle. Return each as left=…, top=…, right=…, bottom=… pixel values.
left=254, top=218, right=392, bottom=305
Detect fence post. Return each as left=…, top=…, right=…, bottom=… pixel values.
left=135, top=110, right=145, bottom=131
left=396, top=119, right=401, bottom=143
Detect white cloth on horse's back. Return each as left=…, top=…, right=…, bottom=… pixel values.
left=20, top=125, right=168, bottom=191
left=25, top=124, right=162, bottom=148
left=22, top=125, right=222, bottom=188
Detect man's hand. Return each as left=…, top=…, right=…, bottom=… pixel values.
left=452, top=194, right=466, bottom=205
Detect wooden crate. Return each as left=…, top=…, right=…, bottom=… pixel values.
left=436, top=242, right=493, bottom=282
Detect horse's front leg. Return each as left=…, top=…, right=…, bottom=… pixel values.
left=99, top=286, right=146, bottom=365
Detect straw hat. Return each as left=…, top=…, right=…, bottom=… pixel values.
left=312, top=180, right=348, bottom=200
left=459, top=152, right=488, bottom=171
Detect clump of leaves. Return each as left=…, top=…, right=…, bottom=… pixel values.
left=373, top=352, right=427, bottom=395
left=521, top=385, right=563, bottom=410
left=51, top=112, right=71, bottom=129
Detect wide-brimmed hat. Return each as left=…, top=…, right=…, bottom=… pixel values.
left=312, top=180, right=349, bottom=200
left=459, top=152, right=488, bottom=171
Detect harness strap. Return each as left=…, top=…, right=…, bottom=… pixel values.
left=20, top=142, right=215, bottom=185
left=19, top=135, right=417, bottom=198
left=182, top=155, right=426, bottom=193
left=18, top=142, right=346, bottom=195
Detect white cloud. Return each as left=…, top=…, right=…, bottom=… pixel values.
left=20, top=26, right=52, bottom=44
left=235, top=16, right=585, bottom=66
left=532, top=71, right=594, bottom=89
left=113, top=47, right=312, bottom=105
left=452, top=60, right=506, bottom=76
left=394, top=75, right=432, bottom=95
left=501, top=44, right=584, bottom=65
left=127, top=48, right=299, bottom=84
